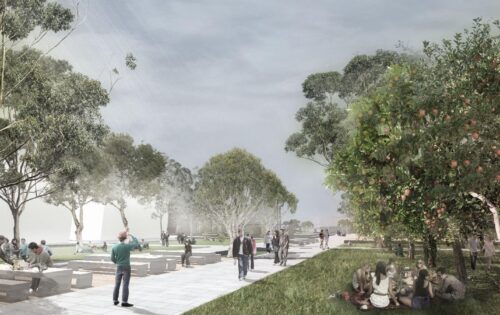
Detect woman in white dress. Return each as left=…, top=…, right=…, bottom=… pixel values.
left=370, top=261, right=399, bottom=308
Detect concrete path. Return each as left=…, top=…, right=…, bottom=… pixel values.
left=0, top=236, right=346, bottom=315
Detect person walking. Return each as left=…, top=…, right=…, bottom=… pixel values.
left=111, top=230, right=139, bottom=307
left=232, top=229, right=252, bottom=280
left=272, top=230, right=280, bottom=265
left=250, top=235, right=257, bottom=270
left=468, top=235, right=479, bottom=270
left=165, top=233, right=170, bottom=247
left=319, top=229, right=324, bottom=250
left=324, top=229, right=330, bottom=249
left=279, top=229, right=290, bottom=266
left=27, top=242, right=53, bottom=294
left=483, top=235, right=496, bottom=272
left=264, top=231, right=272, bottom=253
left=40, top=240, right=53, bottom=256
left=181, top=239, right=192, bottom=267
left=161, top=231, right=166, bottom=247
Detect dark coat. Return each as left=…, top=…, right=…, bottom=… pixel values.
left=232, top=236, right=253, bottom=257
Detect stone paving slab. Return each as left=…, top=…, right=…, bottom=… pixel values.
left=0, top=236, right=347, bottom=315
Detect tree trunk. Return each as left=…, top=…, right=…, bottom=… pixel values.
left=423, top=235, right=430, bottom=265
left=452, top=238, right=467, bottom=282
left=428, top=235, right=437, bottom=267
left=119, top=207, right=129, bottom=230
left=226, top=224, right=237, bottom=258
left=469, top=192, right=500, bottom=241
left=384, top=235, right=393, bottom=250
left=69, top=205, right=84, bottom=243
left=409, top=241, right=415, bottom=260
left=12, top=211, right=20, bottom=242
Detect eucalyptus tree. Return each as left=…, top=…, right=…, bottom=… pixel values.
left=194, top=148, right=298, bottom=256
left=0, top=49, right=109, bottom=241
left=151, top=156, right=193, bottom=235
left=45, top=149, right=111, bottom=243
left=101, top=133, right=166, bottom=229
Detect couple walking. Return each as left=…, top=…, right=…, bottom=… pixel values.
left=264, top=229, right=289, bottom=266
left=232, top=229, right=257, bottom=280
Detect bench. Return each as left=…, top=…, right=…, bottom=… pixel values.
left=0, top=279, right=31, bottom=302
left=150, top=250, right=219, bottom=264
left=83, top=254, right=176, bottom=274
left=72, top=271, right=92, bottom=289
left=68, top=260, right=148, bottom=277
left=12, top=268, right=73, bottom=297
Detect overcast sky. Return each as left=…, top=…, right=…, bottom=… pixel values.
left=44, top=0, right=500, bottom=227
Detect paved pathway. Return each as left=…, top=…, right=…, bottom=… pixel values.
left=0, top=236, right=346, bottom=315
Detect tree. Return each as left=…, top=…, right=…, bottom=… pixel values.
left=0, top=49, right=109, bottom=241
left=151, top=156, right=193, bottom=235
left=101, top=133, right=166, bottom=229
left=193, top=148, right=297, bottom=257
left=283, top=219, right=301, bottom=235
left=300, top=220, right=314, bottom=232
left=45, top=148, right=111, bottom=243
left=326, top=19, right=500, bottom=281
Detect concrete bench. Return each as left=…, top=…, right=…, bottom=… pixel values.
left=150, top=251, right=219, bottom=264
left=0, top=279, right=31, bottom=302
left=68, top=260, right=148, bottom=277
left=11, top=268, right=73, bottom=297
left=72, top=271, right=92, bottom=289
left=83, top=254, right=176, bottom=274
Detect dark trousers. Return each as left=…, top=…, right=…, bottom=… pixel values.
left=250, top=254, right=255, bottom=269
left=113, top=266, right=131, bottom=303
left=31, top=278, right=41, bottom=291
left=274, top=251, right=280, bottom=264
left=470, top=252, right=478, bottom=270
left=238, top=254, right=249, bottom=279
left=182, top=252, right=192, bottom=266
left=266, top=243, right=271, bottom=253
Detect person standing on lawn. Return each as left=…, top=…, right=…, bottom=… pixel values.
left=482, top=235, right=496, bottom=272
left=468, top=235, right=479, bottom=270
left=324, top=229, right=330, bottom=249
left=111, top=230, right=139, bottom=307
left=272, top=230, right=280, bottom=265
left=232, top=229, right=252, bottom=280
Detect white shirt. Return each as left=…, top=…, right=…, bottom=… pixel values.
left=469, top=238, right=478, bottom=253
left=239, top=236, right=244, bottom=255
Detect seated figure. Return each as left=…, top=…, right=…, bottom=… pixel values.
left=352, top=264, right=372, bottom=294
left=435, top=267, right=465, bottom=302
left=399, top=269, right=434, bottom=309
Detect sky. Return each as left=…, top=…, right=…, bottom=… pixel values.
left=36, top=0, right=500, bottom=227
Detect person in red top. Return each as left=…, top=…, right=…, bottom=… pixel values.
left=250, top=235, right=257, bottom=270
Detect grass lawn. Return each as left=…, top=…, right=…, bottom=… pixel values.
left=186, top=248, right=500, bottom=315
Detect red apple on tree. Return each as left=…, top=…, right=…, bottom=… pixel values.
left=418, top=109, right=426, bottom=118
left=450, top=160, right=458, bottom=169
left=471, top=132, right=479, bottom=140
left=463, top=160, right=471, bottom=167
left=404, top=189, right=412, bottom=197
left=476, top=166, right=483, bottom=173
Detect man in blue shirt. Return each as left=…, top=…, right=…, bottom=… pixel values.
left=111, top=230, right=139, bottom=307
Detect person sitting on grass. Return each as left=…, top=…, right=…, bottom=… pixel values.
left=435, top=267, right=465, bottom=302
left=369, top=261, right=399, bottom=308
left=411, top=259, right=428, bottom=282
left=352, top=264, right=372, bottom=295
left=399, top=269, right=434, bottom=310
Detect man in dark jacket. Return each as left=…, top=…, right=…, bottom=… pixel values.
left=232, top=229, right=252, bottom=280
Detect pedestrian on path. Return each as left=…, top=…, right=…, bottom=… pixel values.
left=250, top=235, right=257, bottom=270
left=324, top=229, right=330, bottom=249
left=232, top=229, right=252, bottom=280
left=279, top=229, right=290, bottom=266
left=468, top=235, right=478, bottom=270
left=111, top=230, right=139, bottom=307
left=319, top=229, right=324, bottom=249
left=272, top=230, right=280, bottom=265
left=181, top=239, right=192, bottom=267
left=161, top=231, right=166, bottom=247
left=264, top=231, right=272, bottom=253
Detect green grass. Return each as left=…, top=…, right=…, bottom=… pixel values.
left=186, top=248, right=500, bottom=315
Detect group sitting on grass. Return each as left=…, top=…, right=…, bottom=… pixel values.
left=346, top=258, right=467, bottom=310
